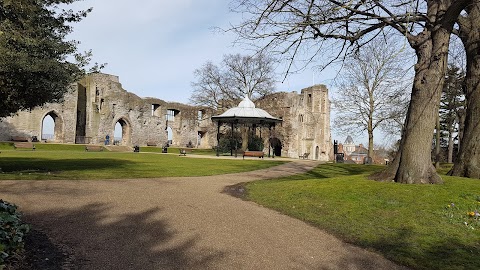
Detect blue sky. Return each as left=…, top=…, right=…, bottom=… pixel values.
left=49, top=0, right=395, bottom=146
left=65, top=0, right=335, bottom=103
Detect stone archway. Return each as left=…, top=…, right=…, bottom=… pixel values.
left=42, top=111, right=64, bottom=142
left=113, top=118, right=132, bottom=146
left=270, top=137, right=282, bottom=157
left=315, top=146, right=319, bottom=160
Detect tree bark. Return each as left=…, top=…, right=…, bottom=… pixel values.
left=368, top=115, right=374, bottom=160
left=393, top=28, right=449, bottom=184
left=368, top=131, right=374, bottom=161
left=450, top=4, right=480, bottom=179
left=447, top=125, right=454, bottom=163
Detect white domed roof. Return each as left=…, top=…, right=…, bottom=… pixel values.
left=237, top=95, right=256, bottom=108
left=211, top=95, right=282, bottom=123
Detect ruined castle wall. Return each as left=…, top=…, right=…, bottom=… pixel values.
left=256, top=85, right=332, bottom=161
left=78, top=73, right=204, bottom=147
left=0, top=87, right=78, bottom=143
left=0, top=73, right=207, bottom=147
left=0, top=73, right=332, bottom=161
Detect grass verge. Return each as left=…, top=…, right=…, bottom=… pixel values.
left=244, top=163, right=480, bottom=270
left=0, top=147, right=283, bottom=180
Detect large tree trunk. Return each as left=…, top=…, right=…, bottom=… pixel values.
left=370, top=1, right=466, bottom=184
left=453, top=88, right=480, bottom=178
left=450, top=4, right=480, bottom=179
left=393, top=29, right=450, bottom=184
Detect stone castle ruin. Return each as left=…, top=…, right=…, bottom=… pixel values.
left=0, top=73, right=333, bottom=160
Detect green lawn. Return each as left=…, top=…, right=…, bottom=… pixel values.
left=0, top=143, right=284, bottom=180
left=245, top=163, right=480, bottom=270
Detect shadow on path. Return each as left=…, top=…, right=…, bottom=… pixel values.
left=23, top=203, right=226, bottom=270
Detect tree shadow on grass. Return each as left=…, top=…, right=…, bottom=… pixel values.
left=22, top=203, right=226, bottom=269
left=343, top=227, right=479, bottom=270
left=0, top=157, right=133, bottom=177
left=262, top=163, right=384, bottom=182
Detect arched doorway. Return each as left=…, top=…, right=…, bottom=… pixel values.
left=315, top=146, right=319, bottom=160
left=42, top=111, right=63, bottom=142
left=166, top=127, right=173, bottom=145
left=270, top=137, right=282, bottom=157
left=42, top=115, right=54, bottom=141
left=113, top=118, right=131, bottom=145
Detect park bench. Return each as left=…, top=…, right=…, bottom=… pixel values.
left=146, top=142, right=157, bottom=146
left=85, top=145, right=104, bottom=152
left=179, top=148, right=193, bottom=156
left=243, top=151, right=264, bottom=159
left=14, top=142, right=35, bottom=150
left=11, top=136, right=29, bottom=142
left=299, top=153, right=310, bottom=159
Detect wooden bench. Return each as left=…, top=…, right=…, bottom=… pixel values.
left=299, top=153, right=310, bottom=159
left=11, top=136, right=29, bottom=142
left=179, top=148, right=193, bottom=156
left=85, top=145, right=104, bottom=152
left=243, top=151, right=264, bottom=159
left=14, top=142, right=35, bottom=150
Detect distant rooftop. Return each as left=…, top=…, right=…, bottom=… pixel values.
left=344, top=135, right=355, bottom=145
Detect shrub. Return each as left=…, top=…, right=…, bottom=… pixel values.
left=0, top=200, right=30, bottom=268
left=218, top=131, right=242, bottom=153
left=248, top=135, right=264, bottom=151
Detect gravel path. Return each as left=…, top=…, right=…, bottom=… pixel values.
left=0, top=159, right=409, bottom=270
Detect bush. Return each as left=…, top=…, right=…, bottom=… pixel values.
left=218, top=131, right=242, bottom=153
left=0, top=200, right=30, bottom=268
left=248, top=135, right=264, bottom=151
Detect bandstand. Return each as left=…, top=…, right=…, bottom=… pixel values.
left=211, top=96, right=282, bottom=157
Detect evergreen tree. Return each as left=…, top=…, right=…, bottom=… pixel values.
left=439, top=65, right=465, bottom=163
left=0, top=0, right=93, bottom=117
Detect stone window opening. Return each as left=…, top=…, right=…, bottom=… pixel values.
left=152, top=104, right=161, bottom=117
left=308, top=94, right=312, bottom=104
left=95, top=87, right=100, bottom=103
left=166, top=109, right=179, bottom=122
left=198, top=109, right=205, bottom=121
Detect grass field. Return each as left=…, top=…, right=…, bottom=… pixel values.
left=244, top=163, right=480, bottom=270
left=3, top=142, right=478, bottom=269
left=0, top=143, right=283, bottom=180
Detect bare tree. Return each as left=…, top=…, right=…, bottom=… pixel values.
left=230, top=0, right=472, bottom=184
left=333, top=39, right=410, bottom=160
left=190, top=54, right=276, bottom=110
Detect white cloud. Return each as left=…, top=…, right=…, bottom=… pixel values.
left=63, top=0, right=336, bottom=104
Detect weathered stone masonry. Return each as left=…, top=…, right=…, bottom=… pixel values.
left=0, top=73, right=332, bottom=160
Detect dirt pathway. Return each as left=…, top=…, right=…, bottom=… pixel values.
left=0, top=159, right=408, bottom=270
